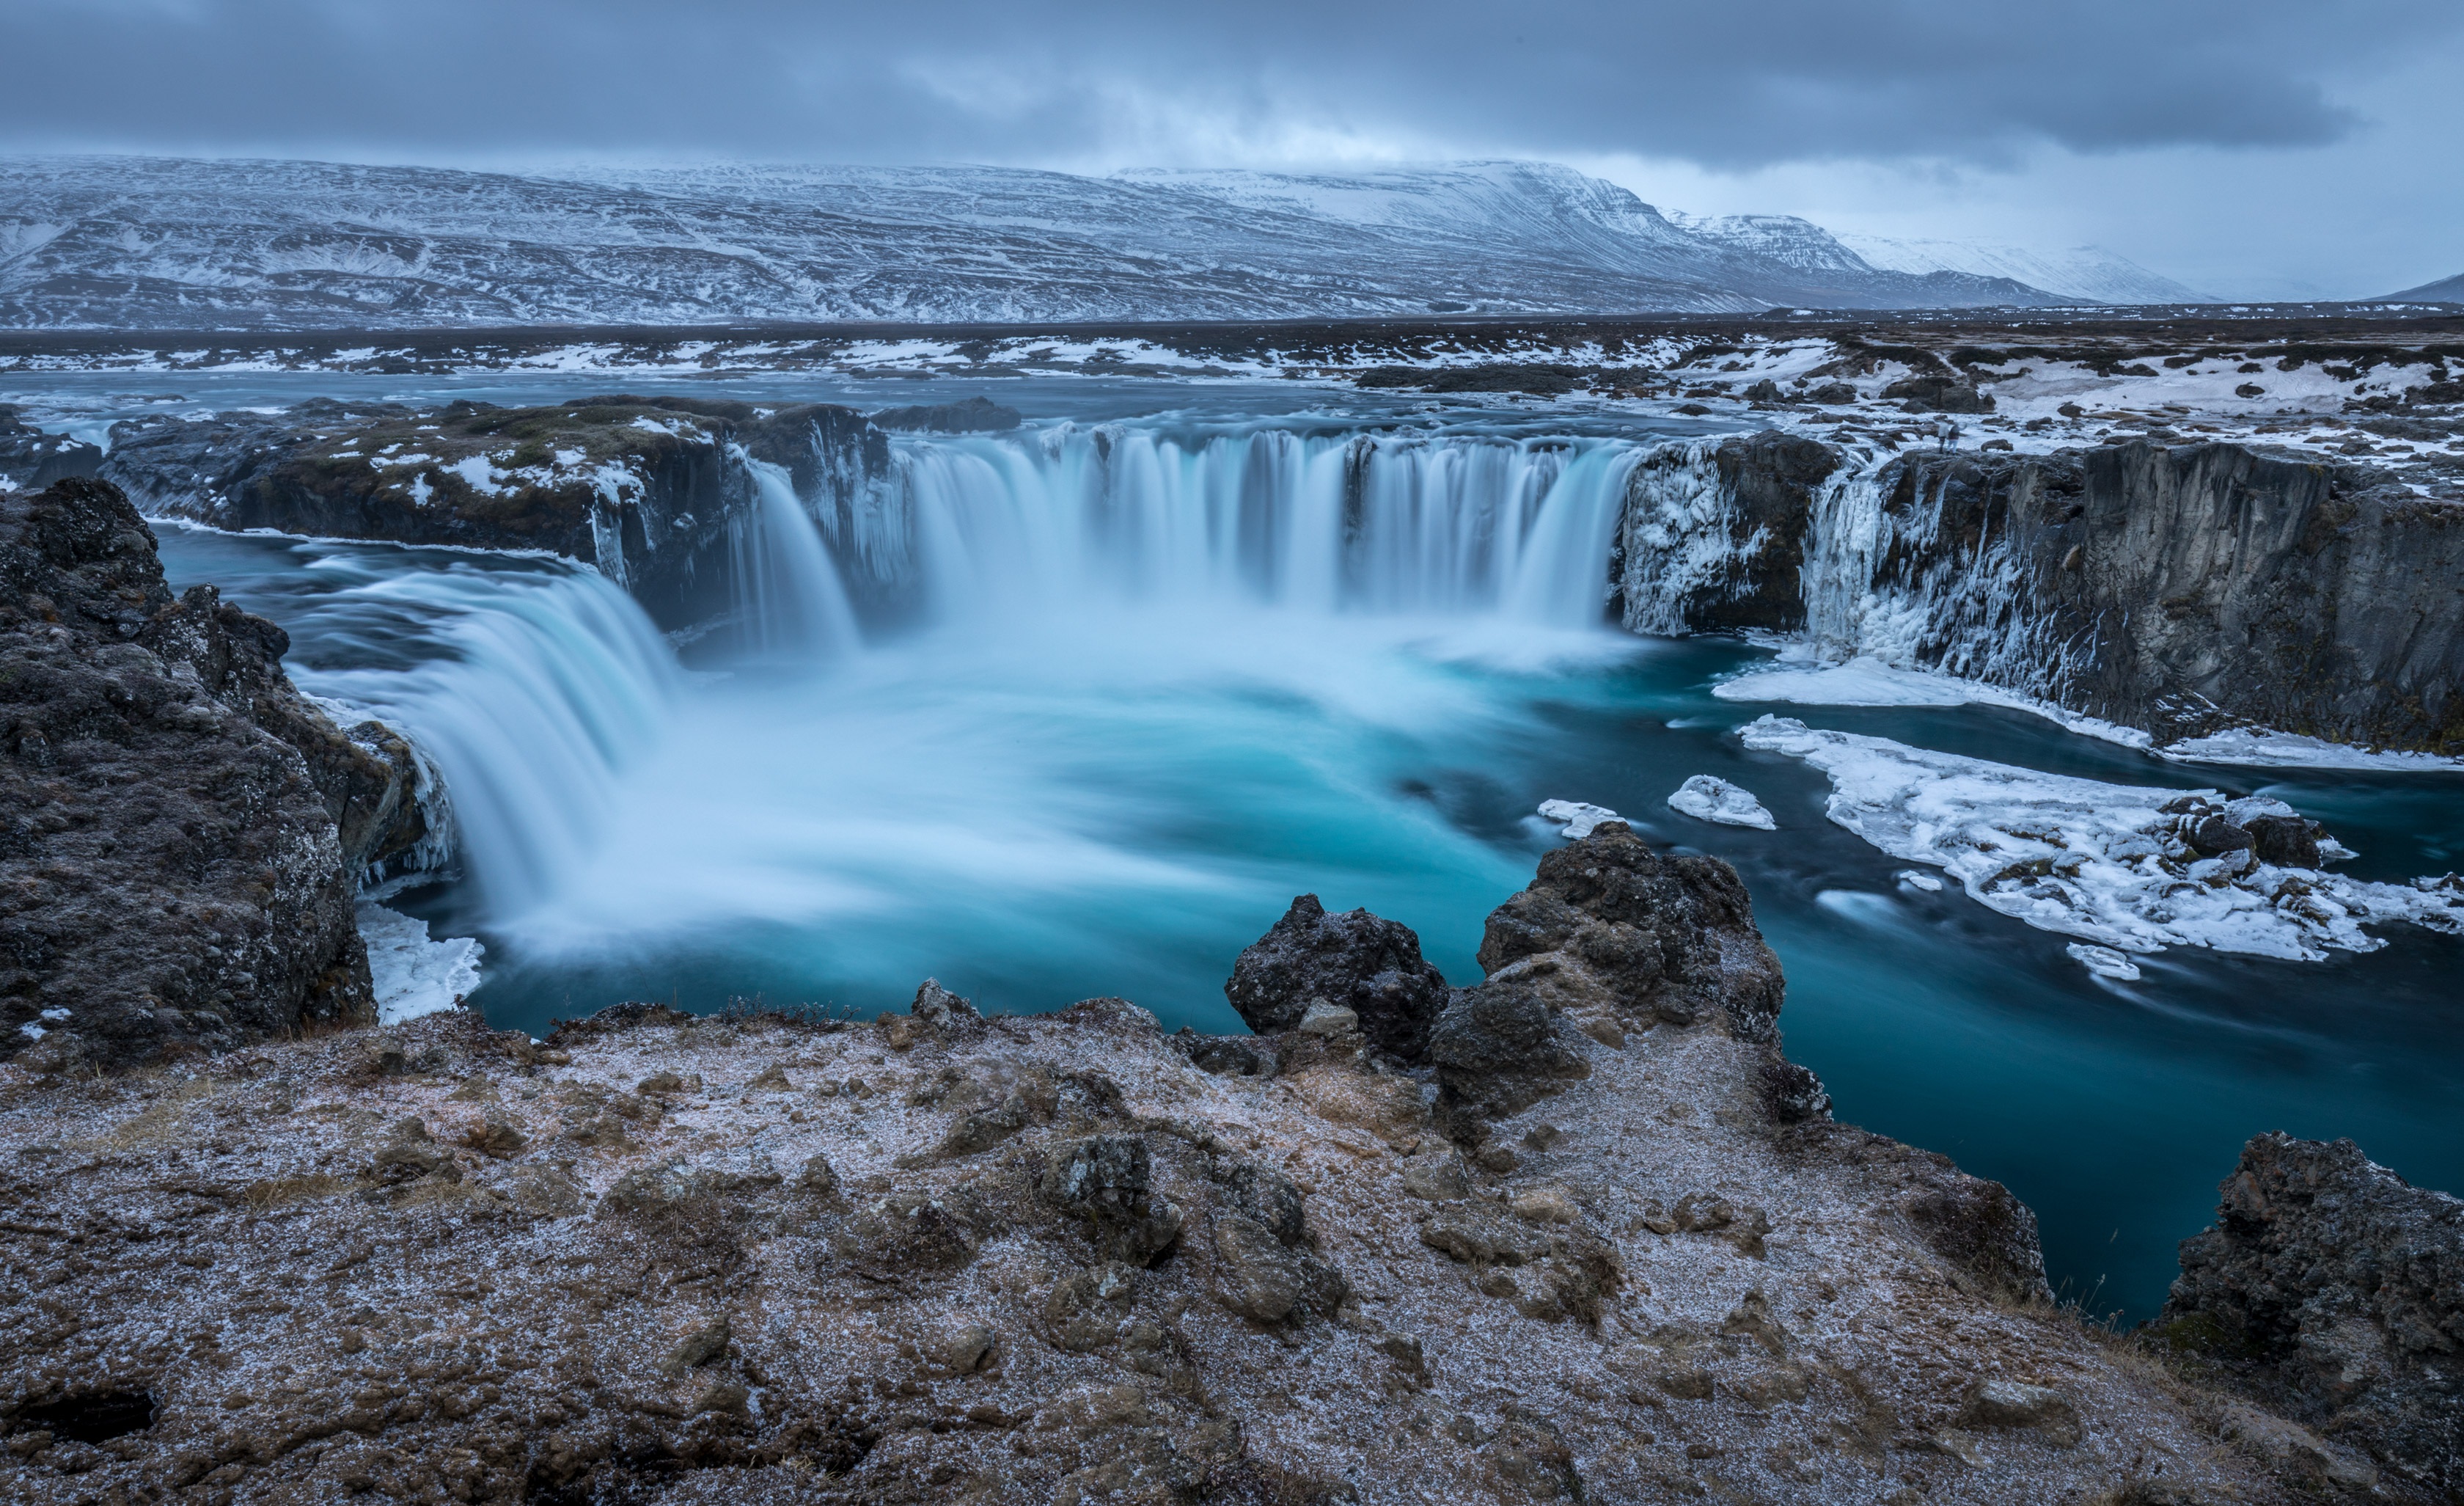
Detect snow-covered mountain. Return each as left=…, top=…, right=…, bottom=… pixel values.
left=0, top=156, right=2080, bottom=329
left=1830, top=233, right=2214, bottom=305
left=2380, top=271, right=2464, bottom=303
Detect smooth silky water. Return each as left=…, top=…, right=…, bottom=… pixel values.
left=66, top=373, right=2459, bottom=1324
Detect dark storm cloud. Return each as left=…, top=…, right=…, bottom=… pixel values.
left=1, top=0, right=2449, bottom=168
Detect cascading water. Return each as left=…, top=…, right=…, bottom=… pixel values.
left=866, top=426, right=1644, bottom=629
left=291, top=558, right=683, bottom=919
left=727, top=454, right=862, bottom=658
left=1796, top=458, right=2085, bottom=696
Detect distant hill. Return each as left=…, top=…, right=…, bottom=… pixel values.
left=1830, top=233, right=2215, bottom=305
left=2378, top=272, right=2464, bottom=303
left=0, top=156, right=2079, bottom=330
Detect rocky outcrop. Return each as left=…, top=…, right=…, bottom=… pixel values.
left=1624, top=430, right=2464, bottom=755
left=0, top=829, right=2331, bottom=1503
left=0, top=478, right=426, bottom=1068
left=869, top=395, right=1022, bottom=433
left=100, top=397, right=892, bottom=626
left=1223, top=893, right=1452, bottom=1059
left=0, top=406, right=101, bottom=494
left=2158, top=1133, right=2464, bottom=1500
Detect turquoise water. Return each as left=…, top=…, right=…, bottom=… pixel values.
left=84, top=373, right=2464, bottom=1325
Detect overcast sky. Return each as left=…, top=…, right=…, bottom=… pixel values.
left=5, top=1, right=2458, bottom=297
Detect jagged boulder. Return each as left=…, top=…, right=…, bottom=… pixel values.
left=1223, top=893, right=1451, bottom=1059
left=0, top=478, right=424, bottom=1066
left=2157, top=1133, right=2464, bottom=1499
left=1474, top=820, right=1785, bottom=1041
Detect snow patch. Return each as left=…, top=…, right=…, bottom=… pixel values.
left=1537, top=800, right=1621, bottom=839
left=1737, top=714, right=2464, bottom=962
left=1665, top=775, right=1775, bottom=830
left=2159, top=728, right=2464, bottom=773
left=357, top=903, right=484, bottom=1025
left=1714, top=656, right=2153, bottom=748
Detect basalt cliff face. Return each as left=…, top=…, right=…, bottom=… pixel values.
left=0, top=823, right=2363, bottom=1505
left=100, top=398, right=893, bottom=626
left=0, top=478, right=426, bottom=1070
left=1858, top=442, right=2464, bottom=751
left=1628, top=434, right=2464, bottom=755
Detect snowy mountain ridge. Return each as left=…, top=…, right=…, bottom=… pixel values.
left=0, top=154, right=2132, bottom=330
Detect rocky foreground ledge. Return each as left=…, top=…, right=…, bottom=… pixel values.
left=0, top=478, right=430, bottom=1067
left=4, top=826, right=2450, bottom=1504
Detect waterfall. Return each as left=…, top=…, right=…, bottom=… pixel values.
left=297, top=559, right=683, bottom=919
left=861, top=425, right=1643, bottom=629
left=727, top=455, right=862, bottom=658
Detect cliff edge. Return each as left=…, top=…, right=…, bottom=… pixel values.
left=0, top=824, right=2375, bottom=1503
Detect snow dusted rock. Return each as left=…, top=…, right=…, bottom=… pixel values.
left=1665, top=773, right=1776, bottom=829
left=0, top=403, right=101, bottom=491
left=1535, top=797, right=1619, bottom=838
left=1222, top=893, right=1451, bottom=1059
left=99, top=395, right=890, bottom=624
left=1740, top=714, right=2464, bottom=962
left=2160, top=1133, right=2464, bottom=1499
left=0, top=478, right=435, bottom=1067
left=0, top=843, right=2336, bottom=1504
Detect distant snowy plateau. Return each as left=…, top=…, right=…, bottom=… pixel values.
left=0, top=157, right=2211, bottom=329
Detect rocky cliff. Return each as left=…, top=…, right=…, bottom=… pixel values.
left=1858, top=442, right=2464, bottom=750
left=0, top=478, right=426, bottom=1070
left=0, top=822, right=2372, bottom=1503
left=1615, top=432, right=1840, bottom=635
left=1628, top=433, right=2464, bottom=755
left=100, top=398, right=892, bottom=627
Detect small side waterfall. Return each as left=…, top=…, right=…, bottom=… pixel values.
left=299, top=560, right=683, bottom=918
left=729, top=455, right=862, bottom=658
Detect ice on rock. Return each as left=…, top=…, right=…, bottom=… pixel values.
left=1737, top=714, right=2464, bottom=963
left=1537, top=800, right=1620, bottom=839
left=1895, top=869, right=1944, bottom=893
left=1665, top=775, right=1776, bottom=830
left=358, top=903, right=485, bottom=1025
left=2067, top=943, right=2143, bottom=982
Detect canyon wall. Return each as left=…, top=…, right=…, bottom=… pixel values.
left=1627, top=436, right=2464, bottom=754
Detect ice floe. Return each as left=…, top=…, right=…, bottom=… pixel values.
left=1737, top=715, right=2464, bottom=964
left=2158, top=727, right=2464, bottom=773
left=1713, top=657, right=2152, bottom=748
left=1717, top=657, right=2464, bottom=774
left=358, top=903, right=484, bottom=1025
left=2066, top=943, right=2143, bottom=982
left=1537, top=800, right=1621, bottom=839
left=1665, top=775, right=1775, bottom=830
